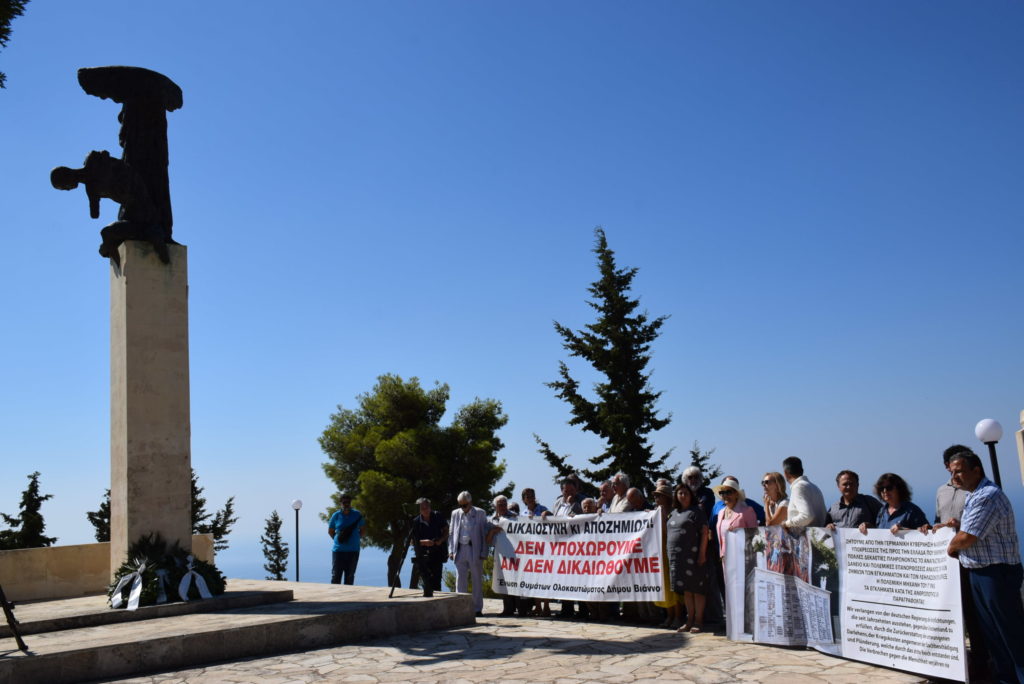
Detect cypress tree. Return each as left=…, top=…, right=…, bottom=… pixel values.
left=260, top=510, right=289, bottom=581
left=536, top=227, right=674, bottom=495
left=0, top=471, right=56, bottom=549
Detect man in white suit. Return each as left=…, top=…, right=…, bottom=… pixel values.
left=449, top=490, right=489, bottom=616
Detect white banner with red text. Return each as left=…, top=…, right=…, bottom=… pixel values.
left=490, top=509, right=665, bottom=602
left=723, top=526, right=965, bottom=682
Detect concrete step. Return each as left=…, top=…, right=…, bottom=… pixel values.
left=2, top=588, right=294, bottom=637
left=0, top=580, right=475, bottom=684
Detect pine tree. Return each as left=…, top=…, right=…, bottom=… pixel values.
left=260, top=510, right=289, bottom=581
left=86, top=489, right=111, bottom=542
left=86, top=470, right=237, bottom=550
left=687, top=441, right=722, bottom=487
left=536, top=227, right=674, bottom=495
left=191, top=470, right=239, bottom=552
left=0, top=471, right=56, bottom=549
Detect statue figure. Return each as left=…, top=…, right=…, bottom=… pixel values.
left=51, top=66, right=183, bottom=265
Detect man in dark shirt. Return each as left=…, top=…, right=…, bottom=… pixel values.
left=824, top=470, right=881, bottom=529
left=408, top=497, right=448, bottom=597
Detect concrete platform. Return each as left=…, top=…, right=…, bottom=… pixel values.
left=111, top=597, right=928, bottom=684
left=0, top=580, right=475, bottom=684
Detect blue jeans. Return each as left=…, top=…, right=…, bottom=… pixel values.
left=967, top=562, right=1024, bottom=684
left=331, top=551, right=360, bottom=585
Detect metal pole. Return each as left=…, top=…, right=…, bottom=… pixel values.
left=985, top=441, right=1003, bottom=489
left=294, top=507, right=300, bottom=582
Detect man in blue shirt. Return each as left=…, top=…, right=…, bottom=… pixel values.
left=946, top=452, right=1024, bottom=684
left=328, top=493, right=366, bottom=585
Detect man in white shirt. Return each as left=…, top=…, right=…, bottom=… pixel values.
left=609, top=472, right=631, bottom=512
left=781, top=456, right=827, bottom=528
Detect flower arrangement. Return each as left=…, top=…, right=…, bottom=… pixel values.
left=109, top=533, right=226, bottom=610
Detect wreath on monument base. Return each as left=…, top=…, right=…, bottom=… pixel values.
left=108, top=533, right=226, bottom=610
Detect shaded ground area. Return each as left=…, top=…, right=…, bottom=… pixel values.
left=108, top=598, right=926, bottom=684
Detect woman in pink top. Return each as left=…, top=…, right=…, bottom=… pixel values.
left=712, top=477, right=757, bottom=559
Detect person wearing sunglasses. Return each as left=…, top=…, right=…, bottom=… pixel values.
left=712, top=477, right=757, bottom=560
left=858, top=473, right=929, bottom=534
left=761, top=472, right=789, bottom=526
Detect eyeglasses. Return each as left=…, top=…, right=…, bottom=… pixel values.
left=879, top=485, right=895, bottom=492
left=719, top=489, right=736, bottom=496
left=761, top=480, right=772, bottom=487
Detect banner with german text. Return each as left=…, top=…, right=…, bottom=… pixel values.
left=491, top=509, right=665, bottom=602
left=723, top=526, right=965, bottom=682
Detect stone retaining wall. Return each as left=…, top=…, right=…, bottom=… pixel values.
left=0, top=534, right=213, bottom=602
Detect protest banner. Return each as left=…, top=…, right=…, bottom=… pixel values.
left=724, top=525, right=965, bottom=682
left=491, top=509, right=664, bottom=602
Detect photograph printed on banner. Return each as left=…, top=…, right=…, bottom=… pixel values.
left=732, top=527, right=841, bottom=654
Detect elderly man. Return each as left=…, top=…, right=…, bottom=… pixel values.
left=597, top=480, right=615, bottom=511
left=610, top=472, right=632, bottom=512
left=487, top=495, right=520, bottom=617
left=825, top=470, right=881, bottom=529
left=681, top=466, right=716, bottom=522
left=409, top=497, right=448, bottom=597
left=945, top=452, right=1024, bottom=684
left=449, top=491, right=489, bottom=616
left=781, top=457, right=827, bottom=528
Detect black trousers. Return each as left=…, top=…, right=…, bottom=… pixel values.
left=331, top=550, right=359, bottom=585
left=414, top=552, right=444, bottom=595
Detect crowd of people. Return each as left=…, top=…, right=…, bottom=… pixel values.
left=330, top=444, right=1023, bottom=683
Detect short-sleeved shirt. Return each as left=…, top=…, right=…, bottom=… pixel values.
left=876, top=501, right=928, bottom=530
left=934, top=480, right=968, bottom=524
left=959, top=478, right=1022, bottom=569
left=826, top=494, right=882, bottom=529
left=329, top=508, right=366, bottom=552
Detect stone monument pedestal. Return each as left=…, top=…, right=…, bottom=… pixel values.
left=109, top=241, right=191, bottom=575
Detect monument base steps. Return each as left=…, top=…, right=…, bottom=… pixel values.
left=0, top=579, right=475, bottom=683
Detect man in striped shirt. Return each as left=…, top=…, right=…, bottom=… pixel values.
left=946, top=452, right=1024, bottom=684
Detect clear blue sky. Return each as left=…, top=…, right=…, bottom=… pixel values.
left=2, top=1, right=1022, bottom=577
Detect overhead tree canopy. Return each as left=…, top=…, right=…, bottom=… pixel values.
left=320, top=374, right=510, bottom=585
left=537, top=227, right=675, bottom=495
left=0, top=0, right=30, bottom=89
left=0, top=471, right=56, bottom=549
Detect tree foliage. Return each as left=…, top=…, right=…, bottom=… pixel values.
left=190, top=470, right=239, bottom=553
left=260, top=510, right=289, bottom=581
left=85, top=470, right=238, bottom=552
left=86, top=489, right=111, bottom=542
left=687, top=441, right=722, bottom=487
left=537, top=228, right=675, bottom=495
left=320, top=374, right=510, bottom=585
left=0, top=0, right=30, bottom=89
left=0, top=471, right=56, bottom=549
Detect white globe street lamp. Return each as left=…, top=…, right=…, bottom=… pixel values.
left=291, top=499, right=303, bottom=582
left=974, top=419, right=1004, bottom=488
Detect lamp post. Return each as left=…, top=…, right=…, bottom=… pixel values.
left=974, top=419, right=1003, bottom=489
left=291, top=499, right=303, bottom=582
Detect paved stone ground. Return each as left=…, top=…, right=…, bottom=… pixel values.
left=108, top=599, right=926, bottom=684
